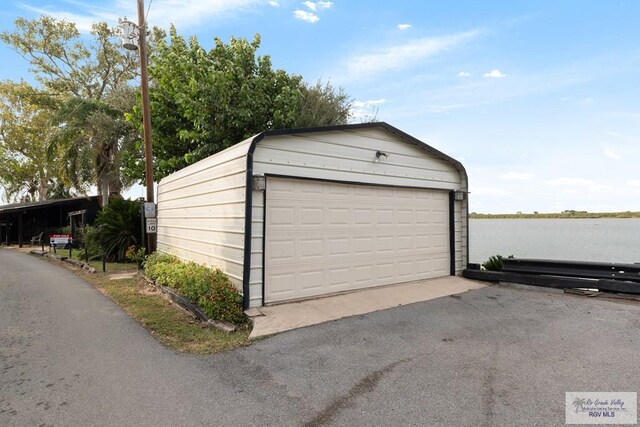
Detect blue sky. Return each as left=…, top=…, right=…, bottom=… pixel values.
left=1, top=0, right=639, bottom=213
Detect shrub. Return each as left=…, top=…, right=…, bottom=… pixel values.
left=482, top=255, right=504, bottom=271
left=144, top=251, right=180, bottom=281
left=197, top=269, right=244, bottom=324
left=125, top=245, right=146, bottom=262
left=482, top=254, right=514, bottom=271
left=71, top=225, right=102, bottom=262
left=77, top=225, right=102, bottom=260
left=144, top=252, right=245, bottom=324
left=145, top=251, right=179, bottom=270
left=96, top=199, right=143, bottom=261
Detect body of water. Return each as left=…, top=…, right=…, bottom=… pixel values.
left=469, top=218, right=640, bottom=264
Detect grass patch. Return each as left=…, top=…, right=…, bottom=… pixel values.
left=41, top=255, right=251, bottom=354
left=84, top=259, right=140, bottom=273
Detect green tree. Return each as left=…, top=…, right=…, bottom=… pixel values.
left=0, top=17, right=138, bottom=100
left=1, top=17, right=140, bottom=202
left=48, top=86, right=139, bottom=202
left=125, top=29, right=353, bottom=182
left=294, top=80, right=352, bottom=128
left=0, top=81, right=60, bottom=202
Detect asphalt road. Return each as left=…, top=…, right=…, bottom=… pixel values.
left=1, top=247, right=639, bottom=426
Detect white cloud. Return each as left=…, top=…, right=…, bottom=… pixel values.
left=352, top=99, right=387, bottom=108
left=303, top=1, right=333, bottom=10
left=346, top=29, right=480, bottom=79
left=483, top=69, right=507, bottom=78
left=19, top=0, right=274, bottom=32
left=501, top=172, right=533, bottom=180
left=627, top=180, right=640, bottom=187
left=302, top=1, right=317, bottom=10
left=603, top=149, right=621, bottom=160
left=351, top=99, right=386, bottom=120
left=293, top=9, right=319, bottom=23
left=457, top=71, right=470, bottom=77
left=547, top=177, right=612, bottom=192
left=316, top=1, right=333, bottom=8
left=18, top=3, right=119, bottom=32
left=605, top=130, right=623, bottom=138
left=397, top=24, right=411, bottom=30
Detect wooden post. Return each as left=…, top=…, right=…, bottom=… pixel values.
left=18, top=213, right=23, bottom=248
left=137, top=0, right=156, bottom=254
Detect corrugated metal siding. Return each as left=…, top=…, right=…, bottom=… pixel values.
left=156, top=137, right=253, bottom=290
left=254, top=129, right=460, bottom=189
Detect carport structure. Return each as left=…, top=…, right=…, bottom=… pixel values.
left=0, top=196, right=100, bottom=247
left=157, top=122, right=469, bottom=309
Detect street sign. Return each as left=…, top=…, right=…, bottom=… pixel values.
left=143, top=202, right=156, bottom=218
left=146, top=218, right=157, bottom=234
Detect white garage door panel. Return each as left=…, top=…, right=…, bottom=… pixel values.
left=265, top=177, right=450, bottom=303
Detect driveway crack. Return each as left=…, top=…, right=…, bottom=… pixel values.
left=304, top=357, right=411, bottom=427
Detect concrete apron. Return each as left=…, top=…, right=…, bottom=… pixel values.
left=248, top=276, right=487, bottom=339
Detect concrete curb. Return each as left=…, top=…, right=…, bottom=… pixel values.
left=34, top=251, right=97, bottom=273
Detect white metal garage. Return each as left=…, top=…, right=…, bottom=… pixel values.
left=157, top=123, right=468, bottom=309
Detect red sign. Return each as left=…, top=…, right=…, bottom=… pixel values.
left=49, top=234, right=73, bottom=247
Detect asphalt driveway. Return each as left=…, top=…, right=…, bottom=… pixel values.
left=1, top=247, right=639, bottom=426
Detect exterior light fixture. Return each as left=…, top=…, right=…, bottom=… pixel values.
left=454, top=191, right=466, bottom=201
left=252, top=175, right=266, bottom=191
left=374, top=150, right=389, bottom=162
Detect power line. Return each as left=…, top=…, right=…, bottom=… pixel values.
left=145, top=0, right=153, bottom=23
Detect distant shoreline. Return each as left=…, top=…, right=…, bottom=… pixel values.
left=470, top=211, right=640, bottom=219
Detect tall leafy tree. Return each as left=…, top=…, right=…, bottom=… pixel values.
left=1, top=17, right=140, bottom=202
left=0, top=81, right=61, bottom=202
left=125, top=29, right=353, bottom=182
left=0, top=17, right=138, bottom=100
left=294, top=80, right=352, bottom=128
left=48, top=87, right=139, bottom=202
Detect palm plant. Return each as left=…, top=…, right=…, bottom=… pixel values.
left=95, top=198, right=142, bottom=261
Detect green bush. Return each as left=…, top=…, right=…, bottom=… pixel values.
left=96, top=199, right=142, bottom=261
left=482, top=255, right=504, bottom=271
left=144, top=252, right=245, bottom=324
left=71, top=225, right=102, bottom=262
left=482, top=254, right=514, bottom=271
left=75, top=225, right=102, bottom=260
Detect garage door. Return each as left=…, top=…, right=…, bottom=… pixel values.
left=264, top=177, right=450, bottom=303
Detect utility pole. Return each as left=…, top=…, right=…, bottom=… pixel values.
left=137, top=0, right=156, bottom=253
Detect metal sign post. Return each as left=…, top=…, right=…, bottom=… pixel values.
left=143, top=203, right=157, bottom=249
left=146, top=218, right=157, bottom=234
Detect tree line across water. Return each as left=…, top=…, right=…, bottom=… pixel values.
left=470, top=211, right=640, bottom=219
